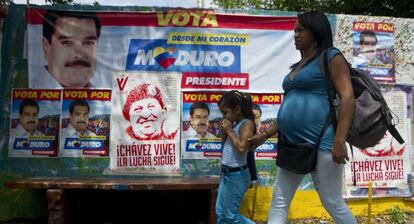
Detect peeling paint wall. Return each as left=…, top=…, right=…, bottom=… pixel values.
left=335, top=14, right=414, bottom=174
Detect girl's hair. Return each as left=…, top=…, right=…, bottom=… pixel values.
left=297, top=10, right=333, bottom=52
left=218, top=90, right=256, bottom=133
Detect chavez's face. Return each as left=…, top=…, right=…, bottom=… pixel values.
left=70, top=105, right=89, bottom=132
left=293, top=21, right=316, bottom=51
left=129, top=98, right=165, bottom=138
left=20, top=105, right=39, bottom=134
left=190, top=108, right=209, bottom=136
left=43, top=17, right=98, bottom=88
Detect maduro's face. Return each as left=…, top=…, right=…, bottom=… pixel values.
left=360, top=35, right=377, bottom=62
left=20, top=105, right=39, bottom=134
left=190, top=108, right=210, bottom=136
left=43, top=17, right=98, bottom=87
left=70, top=105, right=90, bottom=132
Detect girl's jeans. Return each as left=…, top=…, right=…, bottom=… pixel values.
left=216, top=168, right=255, bottom=224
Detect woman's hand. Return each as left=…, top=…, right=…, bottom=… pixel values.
left=331, top=140, right=349, bottom=164
left=248, top=123, right=277, bottom=149
left=248, top=133, right=268, bottom=149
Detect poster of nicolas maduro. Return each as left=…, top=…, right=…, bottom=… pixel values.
left=59, top=89, right=111, bottom=157
left=9, top=89, right=61, bottom=157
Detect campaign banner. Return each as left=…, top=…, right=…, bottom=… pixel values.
left=60, top=89, right=111, bottom=157
left=27, top=8, right=298, bottom=92
left=252, top=94, right=281, bottom=160
left=9, top=89, right=61, bottom=157
left=344, top=89, right=412, bottom=198
left=351, top=22, right=395, bottom=83
left=110, top=72, right=181, bottom=174
left=181, top=91, right=223, bottom=159
left=181, top=91, right=281, bottom=159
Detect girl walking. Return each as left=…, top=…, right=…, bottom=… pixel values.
left=216, top=90, right=256, bottom=224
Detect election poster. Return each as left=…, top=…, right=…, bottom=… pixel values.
left=27, top=9, right=299, bottom=93
left=109, top=72, right=181, bottom=174
left=181, top=91, right=281, bottom=160
left=181, top=91, right=223, bottom=159
left=344, top=89, right=412, bottom=198
left=25, top=8, right=298, bottom=174
left=9, top=89, right=61, bottom=157
left=351, top=22, right=395, bottom=82
left=59, top=89, right=111, bottom=157
left=252, top=93, right=281, bottom=160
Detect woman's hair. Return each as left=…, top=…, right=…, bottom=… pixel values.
left=218, top=90, right=256, bottom=133
left=297, top=11, right=333, bottom=52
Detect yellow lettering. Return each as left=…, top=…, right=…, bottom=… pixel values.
left=15, top=90, right=37, bottom=98
left=157, top=11, right=173, bottom=26
left=91, top=91, right=110, bottom=99
left=354, top=22, right=375, bottom=30
left=262, top=95, right=281, bottom=103
left=201, top=12, right=218, bottom=27
left=191, top=11, right=202, bottom=26
left=184, top=93, right=207, bottom=101
left=40, top=91, right=59, bottom=99
left=209, top=94, right=221, bottom=102
left=378, top=23, right=394, bottom=32
left=251, top=95, right=259, bottom=103
left=157, top=11, right=217, bottom=27
left=64, top=90, right=88, bottom=98
left=172, top=12, right=190, bottom=26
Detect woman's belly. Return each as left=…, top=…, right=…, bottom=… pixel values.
left=277, top=90, right=330, bottom=144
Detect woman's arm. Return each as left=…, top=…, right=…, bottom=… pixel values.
left=248, top=121, right=278, bottom=147
left=222, top=119, right=255, bottom=153
left=329, top=54, right=355, bottom=164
